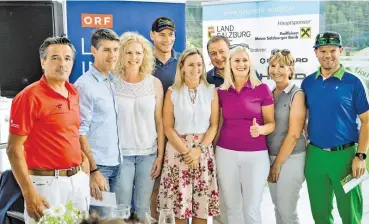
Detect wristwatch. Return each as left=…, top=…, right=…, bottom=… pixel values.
left=198, top=143, right=208, bottom=153
left=355, top=153, right=367, bottom=161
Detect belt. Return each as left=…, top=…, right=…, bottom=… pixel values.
left=29, top=164, right=82, bottom=177
left=310, top=142, right=356, bottom=152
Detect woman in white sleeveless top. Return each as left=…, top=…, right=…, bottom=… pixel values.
left=113, top=32, right=164, bottom=220
left=157, top=48, right=220, bottom=224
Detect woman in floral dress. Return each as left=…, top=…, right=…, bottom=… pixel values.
left=157, top=48, right=220, bottom=224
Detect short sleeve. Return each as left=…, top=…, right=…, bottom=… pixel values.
left=217, top=88, right=223, bottom=108
left=260, top=84, right=274, bottom=106
left=9, top=90, right=36, bottom=136
left=353, top=77, right=369, bottom=115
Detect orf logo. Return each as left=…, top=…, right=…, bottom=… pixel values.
left=82, top=14, right=113, bottom=28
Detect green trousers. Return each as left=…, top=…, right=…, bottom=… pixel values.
left=305, top=143, right=363, bottom=224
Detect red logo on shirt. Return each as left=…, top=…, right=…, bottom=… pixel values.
left=10, top=119, right=20, bottom=128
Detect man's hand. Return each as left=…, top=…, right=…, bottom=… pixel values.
left=90, top=171, right=107, bottom=201
left=151, top=157, right=163, bottom=179
left=352, top=157, right=366, bottom=178
left=81, top=157, right=90, bottom=175
left=24, top=192, right=50, bottom=221
left=267, top=163, right=281, bottom=183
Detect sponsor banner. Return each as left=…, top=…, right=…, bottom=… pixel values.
left=67, top=1, right=186, bottom=83
left=203, top=1, right=320, bottom=88
left=342, top=49, right=369, bottom=97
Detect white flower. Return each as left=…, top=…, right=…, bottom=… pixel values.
left=37, top=201, right=85, bottom=224
left=50, top=204, right=66, bottom=217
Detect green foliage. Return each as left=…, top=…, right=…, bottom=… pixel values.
left=325, top=1, right=369, bottom=50
left=36, top=201, right=88, bottom=224
left=186, top=4, right=203, bottom=49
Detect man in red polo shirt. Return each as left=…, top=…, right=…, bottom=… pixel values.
left=6, top=36, right=90, bottom=223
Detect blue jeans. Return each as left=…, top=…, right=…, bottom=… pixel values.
left=90, top=164, right=120, bottom=217
left=117, top=153, right=156, bottom=220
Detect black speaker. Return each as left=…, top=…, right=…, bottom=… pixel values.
left=0, top=1, right=64, bottom=98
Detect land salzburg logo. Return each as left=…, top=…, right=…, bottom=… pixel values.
left=207, top=25, right=251, bottom=39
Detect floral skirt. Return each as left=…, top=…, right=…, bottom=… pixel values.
left=157, top=133, right=220, bottom=219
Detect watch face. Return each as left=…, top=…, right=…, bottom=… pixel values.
left=362, top=154, right=367, bottom=160
left=357, top=153, right=367, bottom=160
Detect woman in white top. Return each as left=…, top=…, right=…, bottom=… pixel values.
left=157, top=48, right=220, bottom=224
left=113, top=32, right=164, bottom=220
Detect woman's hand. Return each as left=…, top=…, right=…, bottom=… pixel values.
left=267, top=162, right=282, bottom=183
left=189, top=159, right=200, bottom=169
left=250, top=118, right=264, bottom=138
left=151, top=156, right=163, bottom=179
left=183, top=147, right=201, bottom=165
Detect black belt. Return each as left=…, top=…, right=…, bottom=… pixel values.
left=310, top=142, right=356, bottom=152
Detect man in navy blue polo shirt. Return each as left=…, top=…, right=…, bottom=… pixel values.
left=150, top=16, right=181, bottom=93
left=302, top=31, right=369, bottom=224
left=206, top=36, right=262, bottom=87
left=206, top=35, right=230, bottom=87
left=149, top=16, right=181, bottom=219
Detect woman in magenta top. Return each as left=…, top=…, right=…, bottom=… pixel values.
left=215, top=45, right=275, bottom=224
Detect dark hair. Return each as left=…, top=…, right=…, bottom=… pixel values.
left=206, top=35, right=231, bottom=52
left=39, top=36, right=76, bottom=60
left=91, top=28, right=120, bottom=49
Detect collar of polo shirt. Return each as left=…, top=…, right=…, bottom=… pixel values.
left=315, top=64, right=345, bottom=80
left=211, top=67, right=223, bottom=79
left=155, top=49, right=179, bottom=66
left=230, top=79, right=252, bottom=91
left=272, top=82, right=295, bottom=94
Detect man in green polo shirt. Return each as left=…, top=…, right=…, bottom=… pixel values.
left=301, top=31, right=369, bottom=224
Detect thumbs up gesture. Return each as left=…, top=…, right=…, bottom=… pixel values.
left=250, top=118, right=261, bottom=138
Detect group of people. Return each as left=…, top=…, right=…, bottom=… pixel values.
left=5, top=15, right=369, bottom=224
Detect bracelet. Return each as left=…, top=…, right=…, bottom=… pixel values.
left=90, top=168, right=99, bottom=174
left=198, top=143, right=208, bottom=153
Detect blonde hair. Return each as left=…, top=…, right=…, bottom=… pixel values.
left=114, top=32, right=154, bottom=78
left=221, top=46, right=261, bottom=90
left=172, top=48, right=209, bottom=89
left=268, top=51, right=295, bottom=79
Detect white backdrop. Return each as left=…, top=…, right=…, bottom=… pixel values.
left=202, top=1, right=321, bottom=88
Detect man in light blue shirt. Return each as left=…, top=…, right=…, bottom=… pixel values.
left=74, top=29, right=121, bottom=215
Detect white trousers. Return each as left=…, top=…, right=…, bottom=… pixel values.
left=268, top=152, right=306, bottom=224
left=24, top=170, right=90, bottom=224
left=216, top=146, right=269, bottom=224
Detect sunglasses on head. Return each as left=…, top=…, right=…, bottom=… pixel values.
left=271, top=49, right=291, bottom=56
left=316, top=37, right=341, bottom=46
left=230, top=43, right=249, bottom=50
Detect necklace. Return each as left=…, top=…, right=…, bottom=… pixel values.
left=188, top=88, right=197, bottom=104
